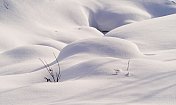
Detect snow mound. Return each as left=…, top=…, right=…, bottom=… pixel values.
left=1, top=0, right=176, bottom=105
left=1, top=0, right=176, bottom=33
left=58, top=37, right=143, bottom=61
left=86, top=0, right=176, bottom=31
left=60, top=57, right=133, bottom=81
left=0, top=45, right=58, bottom=75
left=106, top=14, right=176, bottom=51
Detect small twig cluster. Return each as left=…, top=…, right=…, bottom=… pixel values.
left=39, top=53, right=61, bottom=82
left=112, top=69, right=120, bottom=75
left=113, top=59, right=131, bottom=77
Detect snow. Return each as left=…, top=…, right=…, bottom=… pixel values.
left=0, top=0, right=176, bottom=105
left=106, top=14, right=176, bottom=51
left=58, top=37, right=143, bottom=61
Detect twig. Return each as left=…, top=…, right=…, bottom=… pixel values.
left=39, top=53, right=61, bottom=83
left=127, top=59, right=130, bottom=71
left=112, top=69, right=120, bottom=75
left=125, top=59, right=131, bottom=77
left=44, top=77, right=51, bottom=82
left=39, top=58, right=49, bottom=72
left=53, top=52, right=61, bottom=82
left=44, top=60, right=56, bottom=82
left=39, top=58, right=55, bottom=82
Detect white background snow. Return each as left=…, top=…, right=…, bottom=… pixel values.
left=0, top=0, right=176, bottom=105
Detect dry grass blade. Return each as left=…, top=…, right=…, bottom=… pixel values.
left=53, top=52, right=61, bottom=82
left=39, top=58, right=56, bottom=82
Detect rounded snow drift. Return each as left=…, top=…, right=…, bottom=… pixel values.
left=58, top=37, right=143, bottom=60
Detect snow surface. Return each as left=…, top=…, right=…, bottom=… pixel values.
left=0, top=0, right=176, bottom=105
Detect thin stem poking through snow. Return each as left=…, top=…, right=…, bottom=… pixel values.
left=53, top=52, right=61, bottom=82
left=44, top=60, right=56, bottom=82
left=125, top=59, right=131, bottom=77
left=39, top=58, right=56, bottom=82
left=39, top=53, right=61, bottom=82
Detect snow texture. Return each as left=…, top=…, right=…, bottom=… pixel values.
left=0, top=0, right=176, bottom=105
